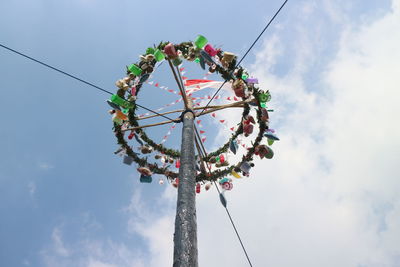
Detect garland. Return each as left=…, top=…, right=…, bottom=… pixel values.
left=109, top=35, right=277, bottom=185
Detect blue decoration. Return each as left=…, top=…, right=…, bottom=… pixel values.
left=229, top=139, right=238, bottom=154
left=140, top=174, right=152, bottom=183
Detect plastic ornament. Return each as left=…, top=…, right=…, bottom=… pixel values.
left=194, top=35, right=208, bottom=49
left=123, top=155, right=134, bottom=165
left=205, top=183, right=212, bottom=191
left=106, top=100, right=121, bottom=110
left=128, top=64, right=142, bottom=76
left=219, top=178, right=233, bottom=191
left=172, top=178, right=179, bottom=188
left=246, top=77, right=258, bottom=85
left=163, top=43, right=178, bottom=57
left=264, top=129, right=280, bottom=141
left=137, top=167, right=152, bottom=176
left=140, top=174, right=152, bottom=183
left=172, top=57, right=183, bottom=66
left=204, top=43, right=217, bottom=56
left=196, top=183, right=201, bottom=194
left=216, top=154, right=225, bottom=163
left=146, top=47, right=155, bottom=55
left=229, top=139, right=239, bottom=154
left=175, top=160, right=181, bottom=168
left=243, top=115, right=256, bottom=137
left=153, top=49, right=165, bottom=61
left=221, top=52, right=235, bottom=67
left=231, top=169, right=242, bottom=178
left=241, top=73, right=249, bottom=80
left=261, top=108, right=269, bottom=122
left=131, top=86, right=136, bottom=96
left=258, top=91, right=271, bottom=108
left=110, top=94, right=134, bottom=109
left=140, top=145, right=153, bottom=154
left=239, top=162, right=254, bottom=176
left=232, top=79, right=246, bottom=98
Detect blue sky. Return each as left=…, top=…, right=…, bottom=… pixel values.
left=1, top=0, right=399, bottom=266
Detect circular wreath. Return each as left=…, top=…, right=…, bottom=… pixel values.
left=109, top=35, right=277, bottom=185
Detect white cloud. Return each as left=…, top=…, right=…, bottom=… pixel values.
left=128, top=1, right=400, bottom=267
left=38, top=162, right=54, bottom=170
left=28, top=181, right=36, bottom=196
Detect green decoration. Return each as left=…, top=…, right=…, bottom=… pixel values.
left=111, top=94, right=134, bottom=109
left=154, top=49, right=165, bottom=61
left=128, top=64, right=142, bottom=76
left=146, top=47, right=155, bottom=55
left=194, top=35, right=208, bottom=49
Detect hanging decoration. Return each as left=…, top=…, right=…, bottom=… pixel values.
left=109, top=35, right=278, bottom=188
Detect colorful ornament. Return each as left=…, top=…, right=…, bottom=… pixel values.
left=154, top=49, right=165, bottom=62
left=194, top=35, right=208, bottom=49
left=128, top=64, right=142, bottom=76
left=232, top=79, right=246, bottom=98
left=229, top=139, right=239, bottom=154
left=123, top=155, right=134, bottom=165
left=239, top=162, right=254, bottom=176
left=219, top=178, right=233, bottom=191
left=231, top=169, right=242, bottom=178
left=204, top=44, right=217, bottom=56
left=172, top=178, right=179, bottom=188
left=163, top=43, right=178, bottom=57
left=242, top=115, right=256, bottom=137
left=110, top=94, right=134, bottom=109
left=196, top=183, right=201, bottom=194
left=137, top=167, right=152, bottom=176
left=140, top=174, right=152, bottom=183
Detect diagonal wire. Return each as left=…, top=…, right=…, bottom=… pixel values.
left=193, top=125, right=253, bottom=267
left=0, top=43, right=114, bottom=95
left=0, top=42, right=177, bottom=122
left=198, top=0, right=289, bottom=117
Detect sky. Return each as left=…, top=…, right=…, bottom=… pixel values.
left=0, top=0, right=399, bottom=266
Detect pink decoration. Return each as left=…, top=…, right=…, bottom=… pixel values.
left=204, top=44, right=217, bottom=57
left=163, top=43, right=178, bottom=57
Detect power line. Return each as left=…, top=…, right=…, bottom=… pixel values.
left=198, top=0, right=289, bottom=116
left=0, top=43, right=114, bottom=95
left=0, top=43, right=178, bottom=122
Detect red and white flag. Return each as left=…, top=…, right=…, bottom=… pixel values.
left=184, top=79, right=232, bottom=94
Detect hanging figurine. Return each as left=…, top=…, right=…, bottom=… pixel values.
left=242, top=115, right=255, bottom=137
left=115, top=78, right=129, bottom=91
